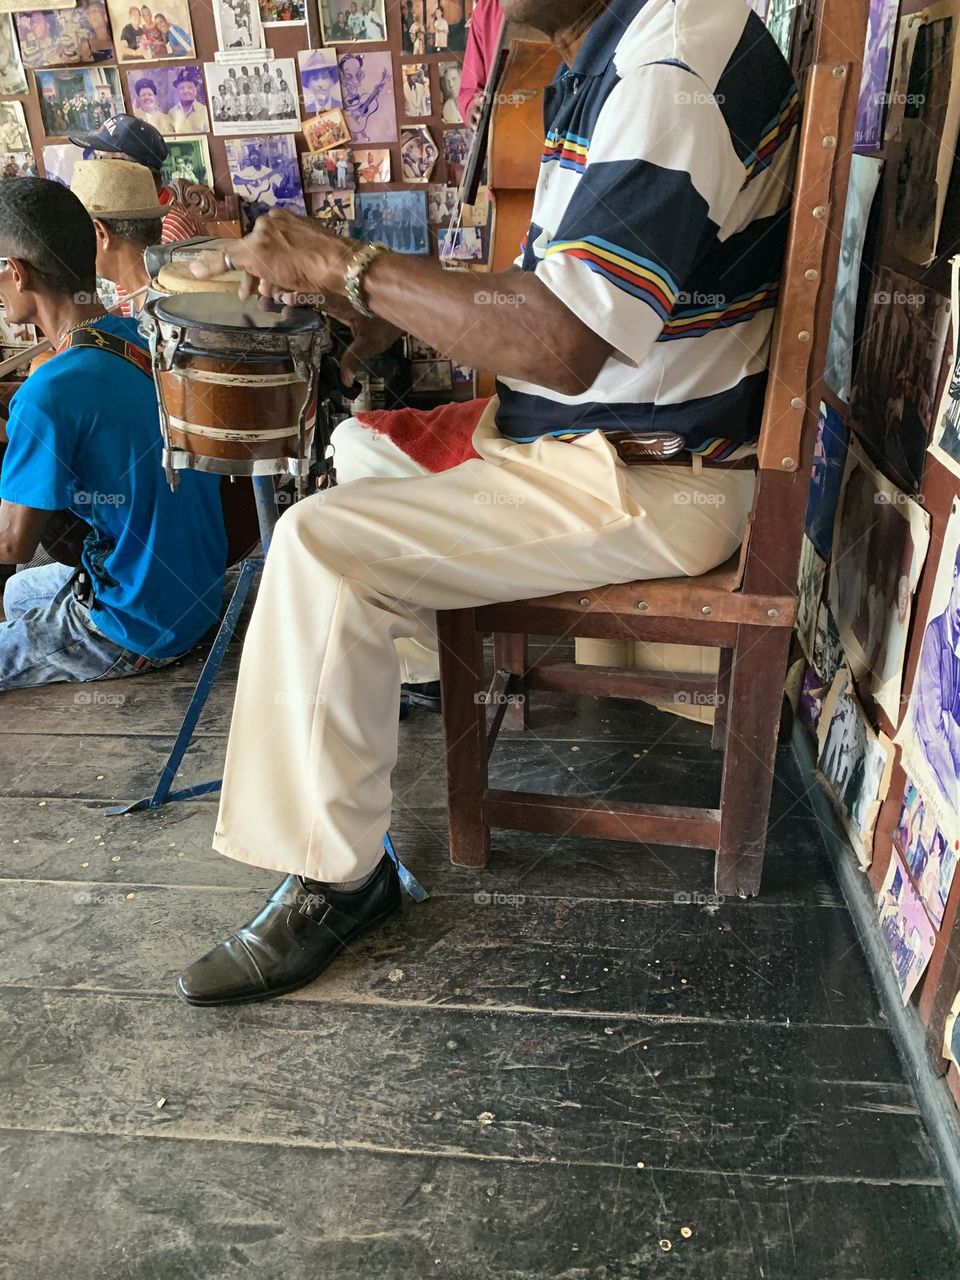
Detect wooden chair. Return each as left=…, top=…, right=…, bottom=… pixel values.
left=160, top=179, right=243, bottom=239
left=436, top=1, right=868, bottom=898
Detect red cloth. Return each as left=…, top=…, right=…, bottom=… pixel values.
left=355, top=398, right=489, bottom=473
left=458, top=0, right=506, bottom=123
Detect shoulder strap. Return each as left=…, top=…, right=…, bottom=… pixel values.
left=58, top=326, right=153, bottom=380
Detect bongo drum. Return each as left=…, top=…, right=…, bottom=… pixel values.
left=153, top=260, right=244, bottom=297
left=141, top=292, right=329, bottom=492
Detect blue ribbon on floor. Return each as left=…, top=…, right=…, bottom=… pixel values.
left=383, top=832, right=428, bottom=902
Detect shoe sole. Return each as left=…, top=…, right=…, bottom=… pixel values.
left=175, top=900, right=403, bottom=1008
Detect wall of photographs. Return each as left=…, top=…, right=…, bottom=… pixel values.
left=0, top=0, right=486, bottom=395
left=772, top=0, right=960, bottom=1109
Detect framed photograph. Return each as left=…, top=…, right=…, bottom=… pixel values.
left=401, top=62, right=431, bottom=116
left=0, top=100, right=29, bottom=152
left=402, top=1, right=467, bottom=54
left=106, top=0, right=195, bottom=61
left=0, top=14, right=26, bottom=95
left=15, top=2, right=114, bottom=69
left=160, top=133, right=213, bottom=188
left=41, top=140, right=84, bottom=186
left=411, top=359, right=453, bottom=391
left=438, top=59, right=462, bottom=122
left=356, top=190, right=429, bottom=254
left=297, top=48, right=343, bottom=115
left=127, top=64, right=209, bottom=135
left=319, top=0, right=386, bottom=44
left=442, top=125, right=470, bottom=182
left=355, top=145, right=389, bottom=183
left=303, top=107, right=351, bottom=152
left=438, top=224, right=484, bottom=262
left=300, top=146, right=354, bottom=193
left=400, top=123, right=437, bottom=182
left=206, top=58, right=301, bottom=136
left=339, top=50, right=397, bottom=144
left=224, top=134, right=306, bottom=226
left=259, top=0, right=305, bottom=26
left=0, top=151, right=36, bottom=177
left=313, top=189, right=355, bottom=236
left=212, top=0, right=263, bottom=51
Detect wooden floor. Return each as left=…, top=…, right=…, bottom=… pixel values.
left=0, top=639, right=958, bottom=1279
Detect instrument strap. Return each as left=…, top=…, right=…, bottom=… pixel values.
left=56, top=324, right=153, bottom=380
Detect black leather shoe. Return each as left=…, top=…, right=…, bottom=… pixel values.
left=176, top=855, right=401, bottom=1006
left=401, top=680, right=442, bottom=712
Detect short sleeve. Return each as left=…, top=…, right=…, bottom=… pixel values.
left=0, top=390, right=77, bottom=511
left=535, top=64, right=745, bottom=366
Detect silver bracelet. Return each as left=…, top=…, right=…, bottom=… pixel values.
left=344, top=242, right=387, bottom=319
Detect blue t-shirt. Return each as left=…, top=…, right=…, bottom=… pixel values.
left=0, top=316, right=227, bottom=659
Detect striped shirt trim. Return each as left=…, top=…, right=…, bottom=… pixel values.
left=542, top=129, right=590, bottom=173
left=688, top=436, right=747, bottom=460
left=544, top=235, right=678, bottom=318
left=659, top=282, right=780, bottom=340
left=742, top=86, right=801, bottom=184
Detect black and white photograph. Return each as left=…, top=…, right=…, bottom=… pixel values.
left=823, top=153, right=882, bottom=403
left=297, top=49, right=343, bottom=115
left=0, top=100, right=29, bottom=152
left=401, top=62, right=431, bottom=116
left=0, top=304, right=37, bottom=349
left=796, top=534, right=826, bottom=663
left=0, top=13, right=26, bottom=95
left=428, top=182, right=457, bottom=224
left=828, top=439, right=930, bottom=722
left=400, top=123, right=438, bottom=182
left=159, top=133, right=213, bottom=188
left=897, top=497, right=960, bottom=848
left=224, top=133, right=306, bottom=224
left=35, top=67, right=123, bottom=138
left=300, top=146, right=354, bottom=193
left=850, top=265, right=951, bottom=493
left=356, top=190, right=429, bottom=254
left=930, top=255, right=960, bottom=480
left=817, top=662, right=895, bottom=868
left=206, top=58, right=300, bottom=136
left=338, top=49, right=397, bottom=144
left=319, top=0, right=386, bottom=43
left=213, top=0, right=263, bottom=50
left=438, top=59, right=463, bottom=122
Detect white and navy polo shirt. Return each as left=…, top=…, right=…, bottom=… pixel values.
left=496, top=0, right=800, bottom=459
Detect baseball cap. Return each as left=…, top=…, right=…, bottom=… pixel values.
left=68, top=113, right=168, bottom=170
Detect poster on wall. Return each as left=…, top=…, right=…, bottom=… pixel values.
left=854, top=0, right=901, bottom=149
left=878, top=846, right=938, bottom=1003
left=823, top=154, right=883, bottom=403
left=105, top=0, right=195, bottom=60
left=805, top=402, right=849, bottom=560
left=36, top=66, right=124, bottom=137
left=816, top=663, right=895, bottom=868
left=224, top=135, right=306, bottom=223
left=850, top=265, right=950, bottom=494
left=894, top=778, right=960, bottom=929
left=929, top=256, right=960, bottom=481
left=15, top=3, right=114, bottom=68
left=319, top=0, right=386, bottom=43
left=0, top=13, right=25, bottom=95
left=338, top=50, right=397, bottom=144
left=828, top=440, right=930, bottom=723
left=160, top=134, right=213, bottom=188
left=127, top=65, right=210, bottom=135
left=893, top=2, right=960, bottom=266
left=896, top=499, right=960, bottom=855
left=206, top=59, right=300, bottom=136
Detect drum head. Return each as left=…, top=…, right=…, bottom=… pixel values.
left=152, top=292, right=326, bottom=334
left=155, top=261, right=245, bottom=295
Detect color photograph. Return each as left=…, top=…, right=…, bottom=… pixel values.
left=339, top=50, right=397, bottom=144
left=0, top=13, right=26, bottom=95
left=355, top=145, right=389, bottom=183
left=15, top=3, right=114, bottom=68
left=319, top=0, right=386, bottom=43
left=206, top=59, right=300, bottom=136
left=438, top=224, right=484, bottom=262
left=300, top=146, right=354, bottom=192
left=402, top=0, right=467, bottom=54
left=313, top=189, right=355, bottom=236
left=356, top=190, right=428, bottom=253
left=160, top=133, right=213, bottom=188
left=259, top=0, right=305, bottom=26
left=106, top=0, right=195, bottom=61
left=224, top=133, right=306, bottom=225
left=401, top=62, right=431, bottom=116
left=36, top=66, right=124, bottom=137
left=302, top=107, right=351, bottom=152
left=442, top=124, right=470, bottom=182
left=0, top=149, right=35, bottom=176
left=127, top=64, right=209, bottom=135
left=297, top=48, right=343, bottom=115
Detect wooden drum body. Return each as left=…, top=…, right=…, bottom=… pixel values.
left=141, top=292, right=328, bottom=486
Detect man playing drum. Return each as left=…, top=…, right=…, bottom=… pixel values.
left=0, top=178, right=228, bottom=690
left=178, top=0, right=799, bottom=1005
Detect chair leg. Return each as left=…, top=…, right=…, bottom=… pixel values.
left=715, top=627, right=792, bottom=899
left=438, top=608, right=491, bottom=868
left=493, top=633, right=529, bottom=730
left=712, top=648, right=733, bottom=751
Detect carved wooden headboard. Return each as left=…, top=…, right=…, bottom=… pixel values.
left=161, top=180, right=243, bottom=239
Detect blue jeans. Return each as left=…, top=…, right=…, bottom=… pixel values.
left=0, top=564, right=180, bottom=692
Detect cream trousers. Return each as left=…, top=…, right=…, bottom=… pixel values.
left=213, top=402, right=756, bottom=882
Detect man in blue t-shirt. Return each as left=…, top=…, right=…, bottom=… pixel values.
left=0, top=177, right=227, bottom=691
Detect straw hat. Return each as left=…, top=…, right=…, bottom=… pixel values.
left=70, top=159, right=165, bottom=220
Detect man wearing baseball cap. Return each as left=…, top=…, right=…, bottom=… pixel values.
left=68, top=113, right=205, bottom=245
left=70, top=159, right=164, bottom=315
